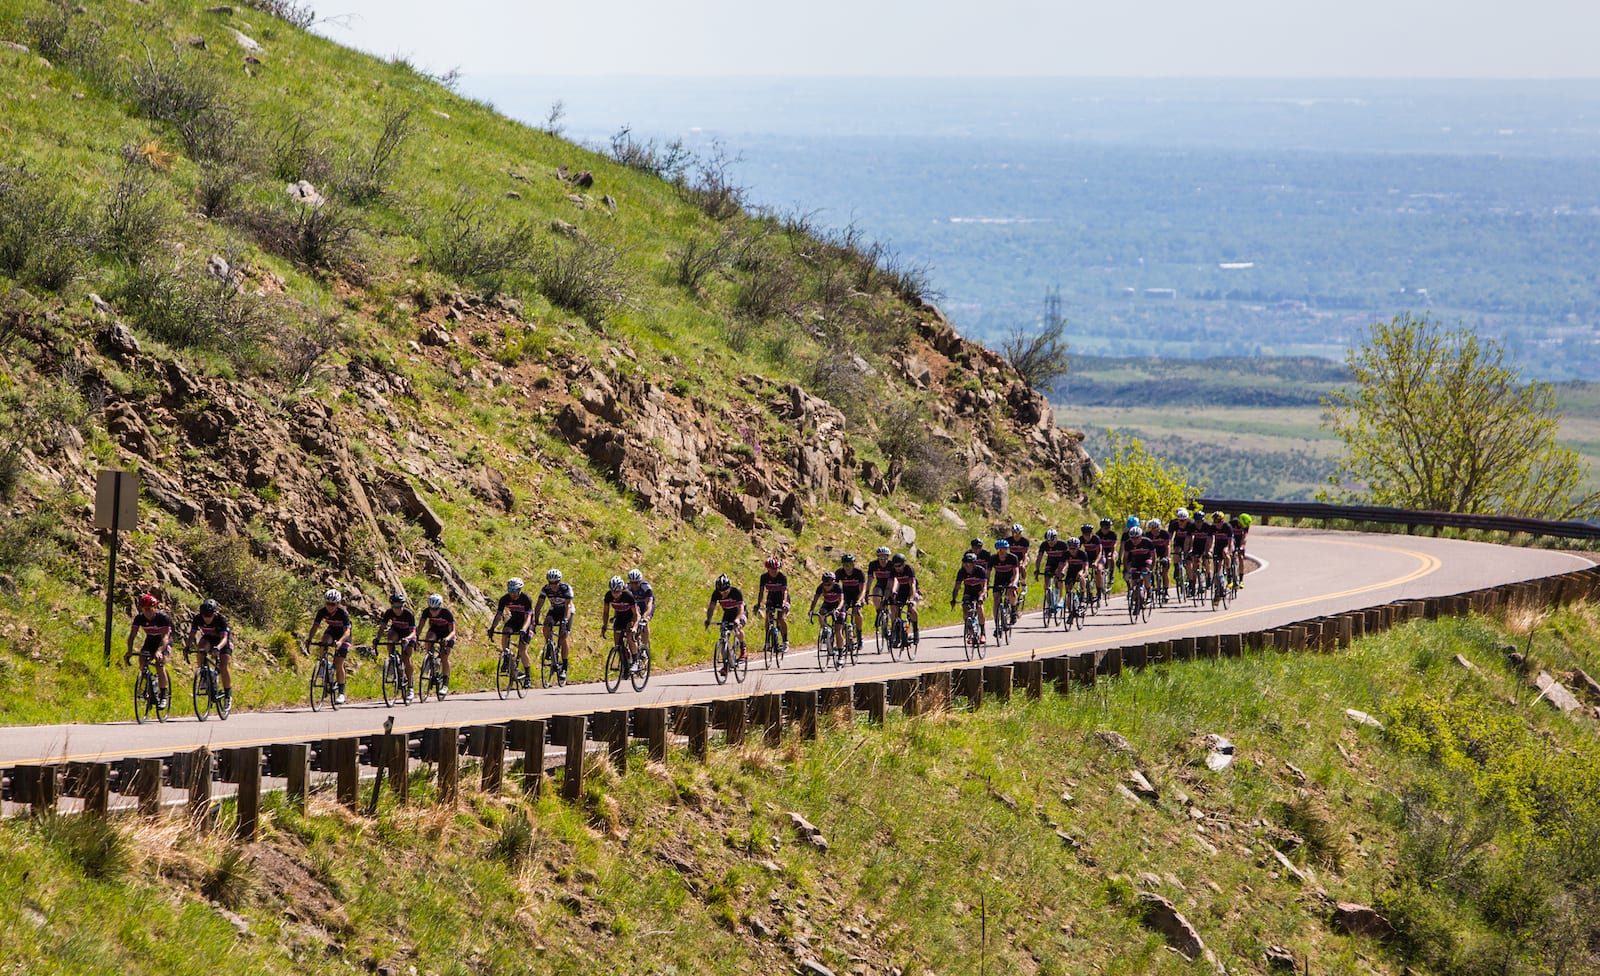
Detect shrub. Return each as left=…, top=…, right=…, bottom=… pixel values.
left=878, top=403, right=959, bottom=502
left=100, top=153, right=174, bottom=265
left=336, top=99, right=415, bottom=204
left=677, top=140, right=745, bottom=220
left=127, top=45, right=244, bottom=163
left=670, top=233, right=731, bottom=292
left=24, top=0, right=107, bottom=78
left=531, top=234, right=628, bottom=325
left=113, top=253, right=276, bottom=354
left=195, top=161, right=247, bottom=219
left=239, top=0, right=316, bottom=30
left=249, top=198, right=360, bottom=274
left=178, top=525, right=299, bottom=627
left=202, top=845, right=257, bottom=909
left=0, top=164, right=95, bottom=291
left=266, top=111, right=335, bottom=185
left=489, top=811, right=536, bottom=868
left=733, top=251, right=799, bottom=321
left=1000, top=313, right=1071, bottom=392
left=422, top=189, right=539, bottom=289
left=277, top=301, right=346, bottom=391
left=608, top=125, right=690, bottom=180
left=808, top=350, right=873, bottom=425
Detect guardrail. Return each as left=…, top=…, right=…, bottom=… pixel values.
left=1197, top=498, right=1600, bottom=541
left=5, top=567, right=1599, bottom=840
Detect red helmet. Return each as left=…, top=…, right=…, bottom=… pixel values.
left=764, top=557, right=780, bottom=571
left=137, top=593, right=158, bottom=608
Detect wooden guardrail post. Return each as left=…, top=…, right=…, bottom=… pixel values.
left=1016, top=660, right=1043, bottom=700
left=1097, top=647, right=1123, bottom=678
left=434, top=727, right=459, bottom=805
left=822, top=685, right=854, bottom=725
left=1126, top=643, right=1149, bottom=670
left=1069, top=653, right=1095, bottom=687
left=381, top=733, right=409, bottom=803
left=186, top=747, right=215, bottom=827
left=984, top=665, right=1013, bottom=703
left=1175, top=637, right=1195, bottom=662
left=759, top=693, right=783, bottom=746
left=230, top=747, right=261, bottom=841
left=887, top=677, right=918, bottom=711
left=274, top=744, right=309, bottom=814
left=1196, top=635, right=1220, bottom=659
left=510, top=719, right=546, bottom=795
left=326, top=738, right=358, bottom=811
left=1220, top=633, right=1242, bottom=658
left=923, top=671, right=952, bottom=713
left=558, top=716, right=586, bottom=800
left=635, top=708, right=668, bottom=762
left=858, top=681, right=888, bottom=723
left=133, top=757, right=164, bottom=815
left=481, top=724, right=506, bottom=794
left=65, top=762, right=110, bottom=817
left=786, top=690, right=819, bottom=739
left=725, top=699, right=748, bottom=745
left=592, top=711, right=628, bottom=773
left=957, top=668, right=984, bottom=710
left=686, top=705, right=710, bottom=760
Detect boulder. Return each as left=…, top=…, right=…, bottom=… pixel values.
left=1264, top=945, right=1297, bottom=971
left=968, top=464, right=1009, bottom=514
left=371, top=471, right=445, bottom=540
left=105, top=402, right=156, bottom=458
left=1332, top=902, right=1394, bottom=940
left=1573, top=668, right=1600, bottom=704
left=470, top=465, right=515, bottom=513
left=1344, top=708, right=1384, bottom=730
left=1533, top=671, right=1583, bottom=713
left=569, top=170, right=594, bottom=188
left=1137, top=892, right=1205, bottom=961
left=285, top=180, right=324, bottom=208
left=1095, top=729, right=1135, bottom=754
left=228, top=27, right=261, bottom=51
left=420, top=324, right=453, bottom=347
left=781, top=492, right=805, bottom=534
left=939, top=507, right=966, bottom=529
left=98, top=321, right=140, bottom=358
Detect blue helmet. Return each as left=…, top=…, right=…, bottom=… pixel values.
left=995, top=539, right=1011, bottom=549
left=1126, top=516, right=1140, bottom=529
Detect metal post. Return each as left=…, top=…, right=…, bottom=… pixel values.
left=102, top=471, right=121, bottom=668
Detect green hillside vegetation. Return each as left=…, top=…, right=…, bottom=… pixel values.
left=0, top=0, right=1091, bottom=722
left=6, top=607, right=1599, bottom=974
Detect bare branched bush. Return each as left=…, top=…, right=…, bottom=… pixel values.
left=239, top=0, right=317, bottom=28
left=734, top=251, right=800, bottom=321
left=670, top=233, right=732, bottom=292
left=677, top=140, right=744, bottom=220
left=24, top=0, right=107, bottom=78
left=267, top=111, right=334, bottom=184
left=1000, top=314, right=1071, bottom=392
left=878, top=402, right=959, bottom=502
left=807, top=350, right=873, bottom=425
left=100, top=153, right=174, bottom=264
left=532, top=235, right=628, bottom=326
left=541, top=99, right=567, bottom=138
left=250, top=199, right=360, bottom=273
left=422, top=189, right=539, bottom=289
left=179, top=526, right=299, bottom=626
left=336, top=99, right=415, bottom=204
left=278, top=301, right=345, bottom=391
left=113, top=252, right=276, bottom=353
left=0, top=164, right=96, bottom=291
left=127, top=45, right=244, bottom=163
left=195, top=161, right=246, bottom=220
left=608, top=125, right=691, bottom=180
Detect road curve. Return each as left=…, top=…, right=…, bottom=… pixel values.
left=3, top=526, right=1590, bottom=765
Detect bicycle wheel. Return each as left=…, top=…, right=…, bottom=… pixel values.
left=539, top=642, right=557, bottom=690
left=1073, top=592, right=1086, bottom=630
left=846, top=622, right=859, bottom=665
left=604, top=645, right=623, bottom=693
left=712, top=636, right=730, bottom=685
left=216, top=671, right=231, bottom=720
left=193, top=668, right=213, bottom=722
left=382, top=652, right=400, bottom=706
left=134, top=667, right=154, bottom=724
left=1140, top=584, right=1153, bottom=623
left=963, top=615, right=978, bottom=661
left=419, top=655, right=439, bottom=701
left=733, top=637, right=749, bottom=683
left=769, top=624, right=784, bottom=668
left=630, top=643, right=651, bottom=692
left=885, top=615, right=902, bottom=662
left=815, top=626, right=829, bottom=671
left=874, top=609, right=889, bottom=655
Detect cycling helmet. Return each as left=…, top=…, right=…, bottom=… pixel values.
left=199, top=599, right=219, bottom=614
left=546, top=569, right=562, bottom=582
left=715, top=574, right=731, bottom=589
left=1175, top=507, right=1190, bottom=520
left=1211, top=511, right=1225, bottom=522
left=1128, top=526, right=1143, bottom=538
left=1044, top=528, right=1058, bottom=540
left=627, top=569, right=644, bottom=582
left=969, top=538, right=984, bottom=548
left=1079, top=524, right=1094, bottom=535
left=1099, top=518, right=1112, bottom=527
left=1126, top=516, right=1140, bottom=529
left=764, top=557, right=780, bottom=571
left=1011, top=523, right=1024, bottom=535
left=995, top=539, right=1011, bottom=549
left=507, top=578, right=523, bottom=593
left=1239, top=513, right=1253, bottom=527
left=822, top=570, right=836, bottom=582
left=1146, top=519, right=1162, bottom=531
left=962, top=552, right=976, bottom=563
left=608, top=575, right=624, bottom=591
left=427, top=594, right=443, bottom=608
left=390, top=592, right=407, bottom=606
left=1067, top=535, right=1082, bottom=547
left=891, top=552, right=906, bottom=564
left=324, top=589, right=342, bottom=603
left=137, top=593, right=158, bottom=608
left=876, top=546, right=891, bottom=557
left=840, top=553, right=856, bottom=564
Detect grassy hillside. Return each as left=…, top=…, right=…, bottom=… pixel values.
left=0, top=0, right=1093, bottom=722
left=6, top=606, right=1599, bottom=974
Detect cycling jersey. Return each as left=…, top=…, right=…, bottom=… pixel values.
left=539, top=582, right=575, bottom=623
left=967, top=547, right=993, bottom=573
left=952, top=564, right=988, bottom=602
left=496, top=592, right=534, bottom=624
left=1187, top=526, right=1210, bottom=556
left=422, top=606, right=455, bottom=636
left=380, top=607, right=417, bottom=637
left=1127, top=537, right=1157, bottom=571
left=757, top=570, right=789, bottom=609
left=836, top=567, right=867, bottom=607
left=190, top=612, right=231, bottom=648
left=312, top=605, right=352, bottom=638
left=890, top=564, right=917, bottom=603
left=132, top=610, right=175, bottom=652
left=1209, top=524, right=1232, bottom=557
left=868, top=558, right=895, bottom=592
left=1095, top=530, right=1120, bottom=561
left=627, top=581, right=655, bottom=616
left=1007, top=536, right=1031, bottom=565
left=1170, top=519, right=1191, bottom=551
left=710, top=586, right=745, bottom=624
left=990, top=550, right=1021, bottom=585
left=1229, top=520, right=1248, bottom=550
left=813, top=582, right=845, bottom=610
left=1038, top=539, right=1070, bottom=574
left=1079, top=534, right=1102, bottom=564
left=1148, top=529, right=1172, bottom=559
left=603, top=588, right=638, bottom=625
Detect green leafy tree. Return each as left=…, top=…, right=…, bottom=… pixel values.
left=1321, top=313, right=1600, bottom=520
left=1091, top=430, right=1206, bottom=524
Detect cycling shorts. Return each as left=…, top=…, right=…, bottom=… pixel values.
left=839, top=590, right=863, bottom=609
left=139, top=635, right=170, bottom=658
left=542, top=611, right=572, bottom=631
left=610, top=610, right=638, bottom=631
left=992, top=572, right=1018, bottom=589
left=1042, top=560, right=1066, bottom=578
left=763, top=598, right=788, bottom=612
left=196, top=636, right=230, bottom=655
left=1064, top=564, right=1085, bottom=585
left=890, top=587, right=915, bottom=606
left=423, top=633, right=456, bottom=649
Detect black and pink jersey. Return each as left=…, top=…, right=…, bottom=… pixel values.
left=953, top=564, right=988, bottom=601
left=990, top=550, right=1021, bottom=584
left=836, top=567, right=867, bottom=605
left=868, top=558, right=896, bottom=589
left=312, top=604, right=352, bottom=638
left=602, top=588, right=638, bottom=622
left=1007, top=536, right=1031, bottom=565
left=496, top=592, right=534, bottom=623
left=131, top=610, right=175, bottom=640
left=1126, top=537, right=1157, bottom=571
left=1038, top=539, right=1070, bottom=572
left=813, top=581, right=845, bottom=610
left=757, top=570, right=789, bottom=608
left=422, top=606, right=455, bottom=636
left=710, top=585, right=745, bottom=623
left=189, top=612, right=231, bottom=646
left=379, top=606, right=416, bottom=636
left=967, top=546, right=993, bottom=573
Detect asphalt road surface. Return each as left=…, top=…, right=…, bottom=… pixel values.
left=2, top=526, right=1590, bottom=765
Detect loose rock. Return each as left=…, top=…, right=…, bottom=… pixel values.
left=1533, top=671, right=1583, bottom=713
left=1332, top=901, right=1394, bottom=940
left=1095, top=729, right=1135, bottom=754
left=1138, top=892, right=1206, bottom=961
left=1344, top=708, right=1384, bottom=730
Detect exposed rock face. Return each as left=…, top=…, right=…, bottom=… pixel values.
left=1333, top=902, right=1394, bottom=940
left=1137, top=892, right=1206, bottom=960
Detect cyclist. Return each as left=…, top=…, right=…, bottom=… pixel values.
left=1005, top=523, right=1032, bottom=609
left=1116, top=515, right=1142, bottom=584
left=989, top=538, right=1021, bottom=631
left=756, top=556, right=791, bottom=653
left=1063, top=535, right=1092, bottom=609
left=1208, top=512, right=1234, bottom=593
left=1231, top=513, right=1251, bottom=587
left=185, top=598, right=233, bottom=708
left=889, top=553, right=922, bottom=646
left=599, top=576, right=642, bottom=674
left=378, top=592, right=419, bottom=703
left=626, top=569, right=656, bottom=648
left=836, top=553, right=868, bottom=651
left=308, top=589, right=354, bottom=705
left=1125, top=525, right=1157, bottom=600
left=807, top=571, right=849, bottom=657
left=420, top=593, right=456, bottom=697
left=488, top=577, right=535, bottom=688
left=1145, top=519, right=1172, bottom=596
left=703, top=574, right=748, bottom=673
left=1094, top=518, right=1120, bottom=598
left=966, top=537, right=993, bottom=574
left=1035, top=528, right=1069, bottom=615
left=1186, top=511, right=1211, bottom=594
left=1170, top=508, right=1192, bottom=587
left=867, top=546, right=896, bottom=638
left=1077, top=524, right=1103, bottom=603
left=124, top=593, right=174, bottom=709
left=533, top=569, right=576, bottom=681
left=950, top=551, right=989, bottom=643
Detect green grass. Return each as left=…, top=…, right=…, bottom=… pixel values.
left=5, top=605, right=1599, bottom=974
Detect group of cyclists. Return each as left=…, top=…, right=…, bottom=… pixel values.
left=121, top=508, right=1250, bottom=714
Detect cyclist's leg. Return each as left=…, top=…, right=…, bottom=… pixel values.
left=521, top=627, right=537, bottom=674
left=775, top=606, right=788, bottom=647
left=333, top=640, right=348, bottom=683
left=216, top=647, right=232, bottom=695
left=558, top=616, right=571, bottom=669
left=400, top=636, right=415, bottom=687
left=439, top=639, right=453, bottom=685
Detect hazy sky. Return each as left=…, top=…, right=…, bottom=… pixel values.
left=312, top=0, right=1599, bottom=79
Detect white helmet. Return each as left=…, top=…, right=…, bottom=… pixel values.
left=324, top=589, right=341, bottom=603
left=1011, top=523, right=1024, bottom=534
left=608, top=575, right=624, bottom=590
left=1175, top=508, right=1190, bottom=520
left=427, top=593, right=443, bottom=608
left=626, top=569, right=644, bottom=583
left=507, top=578, right=524, bottom=593
left=1128, top=526, right=1143, bottom=538
left=546, top=569, right=562, bottom=582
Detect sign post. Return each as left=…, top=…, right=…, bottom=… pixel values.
left=94, top=470, right=139, bottom=668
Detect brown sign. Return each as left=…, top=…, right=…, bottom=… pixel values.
left=93, top=469, right=139, bottom=532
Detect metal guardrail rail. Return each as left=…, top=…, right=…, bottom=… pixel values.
left=1197, top=498, right=1600, bottom=542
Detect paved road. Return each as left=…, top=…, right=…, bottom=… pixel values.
left=2, top=527, right=1590, bottom=765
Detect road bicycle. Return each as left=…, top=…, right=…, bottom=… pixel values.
left=1040, top=575, right=1061, bottom=627
left=1127, top=570, right=1154, bottom=624
left=873, top=597, right=893, bottom=655
left=538, top=621, right=571, bottom=689
left=1211, top=558, right=1233, bottom=611
left=307, top=640, right=340, bottom=712
left=131, top=650, right=170, bottom=724
left=711, top=621, right=748, bottom=685
left=1229, top=549, right=1246, bottom=597
left=961, top=599, right=985, bottom=661
left=885, top=600, right=917, bottom=661
left=488, top=628, right=531, bottom=699
left=760, top=606, right=785, bottom=670
left=377, top=639, right=415, bottom=706
left=416, top=637, right=447, bottom=702
left=603, top=624, right=651, bottom=693
left=1155, top=558, right=1172, bottom=605
left=813, top=609, right=853, bottom=670
left=1065, top=577, right=1088, bottom=631
left=187, top=644, right=229, bottom=721
left=992, top=586, right=1018, bottom=646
